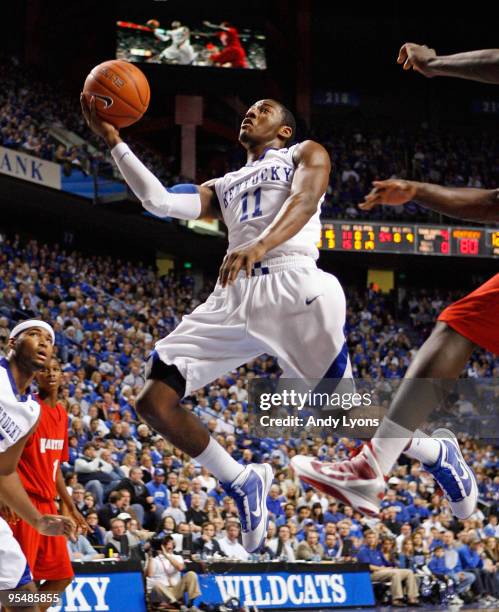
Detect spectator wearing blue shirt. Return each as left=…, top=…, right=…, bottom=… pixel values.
left=380, top=488, right=410, bottom=523
left=323, top=533, right=340, bottom=559
left=441, top=531, right=477, bottom=599
left=484, top=515, right=499, bottom=538
left=357, top=531, right=419, bottom=607
left=459, top=539, right=496, bottom=602
left=67, top=526, right=104, bottom=561
left=275, top=503, right=297, bottom=528
left=146, top=468, right=170, bottom=513
left=429, top=545, right=475, bottom=602
left=323, top=501, right=344, bottom=524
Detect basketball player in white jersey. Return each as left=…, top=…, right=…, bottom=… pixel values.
left=152, top=21, right=196, bottom=65
left=81, top=95, right=351, bottom=552
left=0, top=320, right=73, bottom=608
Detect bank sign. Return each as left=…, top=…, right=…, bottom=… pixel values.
left=196, top=570, right=375, bottom=608
left=47, top=571, right=146, bottom=612
left=0, top=145, right=61, bottom=189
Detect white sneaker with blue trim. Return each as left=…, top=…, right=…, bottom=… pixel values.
left=223, top=463, right=273, bottom=553
left=423, top=428, right=478, bottom=519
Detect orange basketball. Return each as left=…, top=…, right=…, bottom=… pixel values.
left=83, top=59, right=150, bottom=129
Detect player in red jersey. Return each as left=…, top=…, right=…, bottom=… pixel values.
left=10, top=357, right=87, bottom=611
left=203, top=20, right=248, bottom=68
left=292, top=44, right=499, bottom=518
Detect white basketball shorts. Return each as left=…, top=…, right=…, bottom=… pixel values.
left=152, top=255, right=352, bottom=397
left=0, top=516, right=31, bottom=590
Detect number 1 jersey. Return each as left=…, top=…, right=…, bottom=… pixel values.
left=214, top=143, right=324, bottom=260
left=17, top=398, right=69, bottom=501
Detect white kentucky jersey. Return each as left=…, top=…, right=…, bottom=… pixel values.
left=167, top=26, right=190, bottom=46
left=214, top=143, right=324, bottom=260
left=0, top=358, right=39, bottom=452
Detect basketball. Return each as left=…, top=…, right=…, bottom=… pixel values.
left=146, top=19, right=160, bottom=29
left=82, top=59, right=150, bottom=129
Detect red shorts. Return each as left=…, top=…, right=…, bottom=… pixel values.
left=438, top=273, right=499, bottom=354
left=10, top=498, right=73, bottom=581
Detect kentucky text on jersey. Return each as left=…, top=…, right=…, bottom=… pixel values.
left=0, top=404, right=22, bottom=443
left=40, top=438, right=65, bottom=453
left=222, top=164, right=293, bottom=208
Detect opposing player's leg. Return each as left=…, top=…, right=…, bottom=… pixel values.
left=292, top=274, right=499, bottom=517
left=136, top=282, right=272, bottom=552
left=23, top=500, right=73, bottom=612
left=292, top=321, right=477, bottom=516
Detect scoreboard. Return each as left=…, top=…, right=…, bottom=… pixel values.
left=319, top=221, right=498, bottom=258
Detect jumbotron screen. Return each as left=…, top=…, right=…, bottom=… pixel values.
left=116, top=18, right=266, bottom=69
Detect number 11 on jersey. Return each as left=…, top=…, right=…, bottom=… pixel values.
left=240, top=187, right=263, bottom=222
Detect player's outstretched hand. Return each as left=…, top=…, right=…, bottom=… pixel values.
left=219, top=242, right=267, bottom=287
left=359, top=179, right=417, bottom=211
left=80, top=93, right=121, bottom=147
left=397, top=43, right=437, bottom=77
left=36, top=514, right=75, bottom=537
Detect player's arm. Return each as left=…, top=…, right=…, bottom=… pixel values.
left=360, top=179, right=499, bottom=223
left=202, top=21, right=230, bottom=32
left=398, top=43, right=499, bottom=84
left=0, top=433, right=73, bottom=536
left=80, top=95, right=220, bottom=220
left=219, top=140, right=330, bottom=286
left=154, top=29, right=171, bottom=42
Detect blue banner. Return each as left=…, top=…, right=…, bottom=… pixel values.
left=196, top=570, right=374, bottom=608
left=48, top=570, right=146, bottom=612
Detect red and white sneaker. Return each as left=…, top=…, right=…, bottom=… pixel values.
left=291, top=445, right=386, bottom=517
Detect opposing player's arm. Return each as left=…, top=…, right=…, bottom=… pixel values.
left=80, top=95, right=220, bottom=220
left=202, top=21, right=230, bottom=32
left=219, top=140, right=330, bottom=286
left=398, top=43, right=499, bottom=84
left=360, top=179, right=499, bottom=223
left=0, top=430, right=73, bottom=535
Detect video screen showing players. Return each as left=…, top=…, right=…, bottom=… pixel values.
left=116, top=18, right=267, bottom=70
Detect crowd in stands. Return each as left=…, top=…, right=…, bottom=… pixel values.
left=2, top=56, right=499, bottom=226
left=315, top=125, right=499, bottom=223
left=0, top=56, right=184, bottom=186
left=0, top=234, right=497, bottom=607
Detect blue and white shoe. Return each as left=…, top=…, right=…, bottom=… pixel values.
left=222, top=463, right=273, bottom=553
left=423, top=428, right=478, bottom=519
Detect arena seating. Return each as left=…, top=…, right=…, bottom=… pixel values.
left=0, top=234, right=497, bottom=605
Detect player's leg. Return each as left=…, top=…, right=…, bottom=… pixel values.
left=292, top=274, right=499, bottom=517
left=371, top=321, right=475, bottom=472
left=136, top=283, right=272, bottom=552
left=31, top=501, right=73, bottom=612
left=369, top=277, right=499, bottom=518
left=293, top=322, right=478, bottom=517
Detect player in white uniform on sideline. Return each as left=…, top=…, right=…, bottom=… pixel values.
left=81, top=95, right=351, bottom=553
left=0, top=320, right=73, bottom=610
left=152, top=21, right=196, bottom=65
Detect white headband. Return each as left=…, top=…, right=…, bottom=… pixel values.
left=9, top=320, right=55, bottom=345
